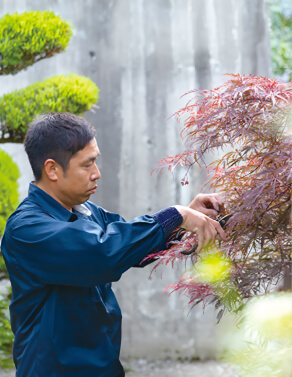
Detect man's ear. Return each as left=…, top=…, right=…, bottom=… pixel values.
left=43, top=159, right=60, bottom=181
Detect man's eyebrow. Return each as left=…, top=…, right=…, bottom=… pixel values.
left=84, top=154, right=100, bottom=163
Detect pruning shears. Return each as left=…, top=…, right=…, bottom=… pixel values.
left=178, top=213, right=233, bottom=256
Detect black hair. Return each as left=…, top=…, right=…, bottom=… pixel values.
left=24, top=112, right=96, bottom=181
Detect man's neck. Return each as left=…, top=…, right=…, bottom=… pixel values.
left=34, top=181, right=72, bottom=212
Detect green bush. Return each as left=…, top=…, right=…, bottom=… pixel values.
left=0, top=149, right=19, bottom=235
left=0, top=11, right=72, bottom=75
left=269, top=0, right=292, bottom=79
left=0, top=149, right=19, bottom=368
left=0, top=74, right=99, bottom=142
left=0, top=149, right=19, bottom=280
left=0, top=291, right=14, bottom=369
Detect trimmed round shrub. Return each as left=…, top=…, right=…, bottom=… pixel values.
left=0, top=74, right=99, bottom=142
left=0, top=11, right=72, bottom=75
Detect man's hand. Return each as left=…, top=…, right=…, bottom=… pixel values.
left=189, top=193, right=224, bottom=217
left=174, top=205, right=226, bottom=252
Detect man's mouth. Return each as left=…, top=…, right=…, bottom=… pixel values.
left=89, top=185, right=97, bottom=194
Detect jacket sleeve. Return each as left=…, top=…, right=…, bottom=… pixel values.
left=96, top=206, right=179, bottom=268
left=2, top=207, right=182, bottom=287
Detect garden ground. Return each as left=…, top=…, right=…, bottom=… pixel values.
left=0, top=359, right=239, bottom=376
left=125, top=359, right=238, bottom=376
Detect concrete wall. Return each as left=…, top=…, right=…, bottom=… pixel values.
left=0, top=0, right=271, bottom=360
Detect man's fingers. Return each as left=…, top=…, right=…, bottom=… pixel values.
left=214, top=192, right=225, bottom=206
left=198, top=219, right=226, bottom=251
left=196, top=219, right=218, bottom=251
left=199, top=207, right=218, bottom=217
left=196, top=230, right=204, bottom=253
left=203, top=225, right=217, bottom=247
left=208, top=196, right=220, bottom=211
left=210, top=218, right=227, bottom=241
left=175, top=206, right=227, bottom=253
left=188, top=193, right=226, bottom=217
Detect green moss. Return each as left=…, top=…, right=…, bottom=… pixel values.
left=0, top=11, right=72, bottom=75
left=0, top=74, right=99, bottom=142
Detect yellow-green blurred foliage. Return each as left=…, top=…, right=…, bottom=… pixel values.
left=193, top=252, right=292, bottom=376
left=188, top=250, right=242, bottom=315
left=223, top=293, right=292, bottom=377
left=193, top=252, right=231, bottom=284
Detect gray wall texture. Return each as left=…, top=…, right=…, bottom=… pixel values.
left=0, top=0, right=271, bottom=360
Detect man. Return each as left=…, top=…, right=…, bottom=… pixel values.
left=1, top=113, right=225, bottom=377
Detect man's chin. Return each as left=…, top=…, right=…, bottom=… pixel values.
left=75, top=194, right=91, bottom=205
left=83, top=194, right=91, bottom=202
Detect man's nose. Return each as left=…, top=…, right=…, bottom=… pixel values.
left=91, top=163, right=101, bottom=180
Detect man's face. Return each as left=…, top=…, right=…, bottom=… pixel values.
left=56, top=138, right=101, bottom=209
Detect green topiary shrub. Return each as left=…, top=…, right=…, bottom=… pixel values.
left=0, top=149, right=19, bottom=368
left=0, top=74, right=99, bottom=142
left=0, top=11, right=72, bottom=75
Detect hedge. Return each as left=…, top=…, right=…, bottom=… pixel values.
left=0, top=74, right=99, bottom=142
left=0, top=149, right=19, bottom=368
left=0, top=11, right=72, bottom=75
left=0, top=149, right=19, bottom=235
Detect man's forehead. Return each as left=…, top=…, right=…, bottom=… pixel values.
left=94, top=142, right=100, bottom=156
left=85, top=138, right=99, bottom=152
left=92, top=138, right=99, bottom=149
left=73, top=138, right=100, bottom=158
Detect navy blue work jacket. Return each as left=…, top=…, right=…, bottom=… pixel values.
left=1, top=183, right=182, bottom=377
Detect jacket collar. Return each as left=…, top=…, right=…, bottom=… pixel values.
left=28, top=182, right=91, bottom=222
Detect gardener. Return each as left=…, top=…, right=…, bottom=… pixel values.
left=1, top=112, right=226, bottom=377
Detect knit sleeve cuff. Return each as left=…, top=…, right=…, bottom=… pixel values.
left=152, top=207, right=183, bottom=238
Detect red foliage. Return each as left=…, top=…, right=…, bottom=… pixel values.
left=152, top=74, right=292, bottom=312
left=165, top=277, right=216, bottom=308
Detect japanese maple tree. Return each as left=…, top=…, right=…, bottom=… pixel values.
left=150, top=74, right=292, bottom=318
